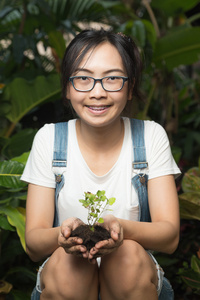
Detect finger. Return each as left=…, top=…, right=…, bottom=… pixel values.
left=88, top=257, right=97, bottom=264
left=61, top=237, right=83, bottom=247
left=61, top=225, right=71, bottom=238
left=95, top=239, right=109, bottom=249
left=110, top=230, right=120, bottom=241
left=64, top=244, right=86, bottom=255
left=82, top=251, right=89, bottom=259
left=90, top=247, right=99, bottom=256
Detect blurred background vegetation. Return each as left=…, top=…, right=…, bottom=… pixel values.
left=0, top=0, right=200, bottom=299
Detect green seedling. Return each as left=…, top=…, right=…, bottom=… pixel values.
left=79, top=190, right=116, bottom=231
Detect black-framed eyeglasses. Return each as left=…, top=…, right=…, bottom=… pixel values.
left=69, top=76, right=128, bottom=92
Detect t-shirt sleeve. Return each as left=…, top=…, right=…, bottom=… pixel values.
left=21, top=123, right=56, bottom=188
left=145, top=121, right=181, bottom=180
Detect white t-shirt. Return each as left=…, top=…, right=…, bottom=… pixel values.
left=21, top=118, right=181, bottom=224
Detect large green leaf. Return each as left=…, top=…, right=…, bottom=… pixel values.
left=0, top=160, right=27, bottom=189
left=151, top=0, right=200, bottom=16
left=0, top=214, right=15, bottom=231
left=153, top=27, right=200, bottom=70
left=180, top=269, right=200, bottom=290
left=179, top=192, right=200, bottom=221
left=48, top=30, right=66, bottom=59
left=181, top=167, right=200, bottom=193
left=0, top=206, right=26, bottom=251
left=191, top=255, right=200, bottom=274
left=47, top=0, right=123, bottom=25
left=11, top=152, right=30, bottom=164
left=4, top=266, right=36, bottom=281
left=2, top=129, right=37, bottom=159
left=3, top=74, right=61, bottom=123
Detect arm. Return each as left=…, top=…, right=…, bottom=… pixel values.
left=90, top=174, right=179, bottom=259
left=119, top=174, right=180, bottom=254
left=25, top=184, right=88, bottom=262
left=25, top=183, right=60, bottom=262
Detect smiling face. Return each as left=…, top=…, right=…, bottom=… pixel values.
left=66, top=42, right=131, bottom=129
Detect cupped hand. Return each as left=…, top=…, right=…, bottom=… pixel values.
left=88, top=215, right=123, bottom=260
left=58, top=217, right=88, bottom=258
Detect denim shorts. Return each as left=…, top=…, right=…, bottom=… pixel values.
left=147, top=251, right=164, bottom=296
left=33, top=251, right=164, bottom=296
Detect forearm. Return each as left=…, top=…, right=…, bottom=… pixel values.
left=118, top=218, right=179, bottom=254
left=25, top=227, right=60, bottom=262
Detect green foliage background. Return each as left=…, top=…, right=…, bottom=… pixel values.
left=0, top=0, right=200, bottom=298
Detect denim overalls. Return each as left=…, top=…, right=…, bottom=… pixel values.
left=31, top=119, right=174, bottom=299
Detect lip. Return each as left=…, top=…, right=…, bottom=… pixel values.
left=86, top=105, right=111, bottom=114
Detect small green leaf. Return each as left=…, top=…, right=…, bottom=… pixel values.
left=100, top=195, right=107, bottom=201
left=89, top=194, right=95, bottom=201
left=108, top=197, right=116, bottom=205
left=90, top=226, right=95, bottom=232
left=98, top=218, right=104, bottom=223
left=90, top=213, right=97, bottom=217
left=97, top=190, right=105, bottom=197
left=79, top=199, right=85, bottom=203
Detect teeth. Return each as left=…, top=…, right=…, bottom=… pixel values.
left=88, top=106, right=108, bottom=111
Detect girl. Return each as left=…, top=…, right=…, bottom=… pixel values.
left=22, top=29, right=181, bottom=300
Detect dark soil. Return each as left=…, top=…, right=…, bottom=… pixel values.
left=71, top=224, right=111, bottom=251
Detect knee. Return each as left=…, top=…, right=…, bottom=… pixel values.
left=102, top=240, right=147, bottom=274
left=41, top=248, right=98, bottom=299
left=100, top=240, right=157, bottom=298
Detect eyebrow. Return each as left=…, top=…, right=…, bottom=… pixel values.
left=74, top=68, right=125, bottom=75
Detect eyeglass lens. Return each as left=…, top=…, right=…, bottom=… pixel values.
left=71, top=76, right=126, bottom=91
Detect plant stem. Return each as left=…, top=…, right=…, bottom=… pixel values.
left=142, top=0, right=161, bottom=38
left=4, top=122, right=16, bottom=138
left=18, top=1, right=27, bottom=34
left=141, top=79, right=157, bottom=119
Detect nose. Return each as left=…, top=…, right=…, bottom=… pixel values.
left=89, top=80, right=106, bottom=98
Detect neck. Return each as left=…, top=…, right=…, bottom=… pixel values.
left=76, top=118, right=124, bottom=152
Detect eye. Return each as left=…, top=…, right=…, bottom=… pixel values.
left=78, top=76, right=90, bottom=81
left=107, top=76, right=118, bottom=81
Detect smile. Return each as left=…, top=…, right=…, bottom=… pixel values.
left=86, top=106, right=111, bottom=111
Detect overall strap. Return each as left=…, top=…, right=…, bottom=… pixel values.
left=52, top=122, right=68, bottom=227
left=130, top=119, right=151, bottom=222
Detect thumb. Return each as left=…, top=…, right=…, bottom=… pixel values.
left=111, top=229, right=119, bottom=241
left=62, top=225, right=71, bottom=238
